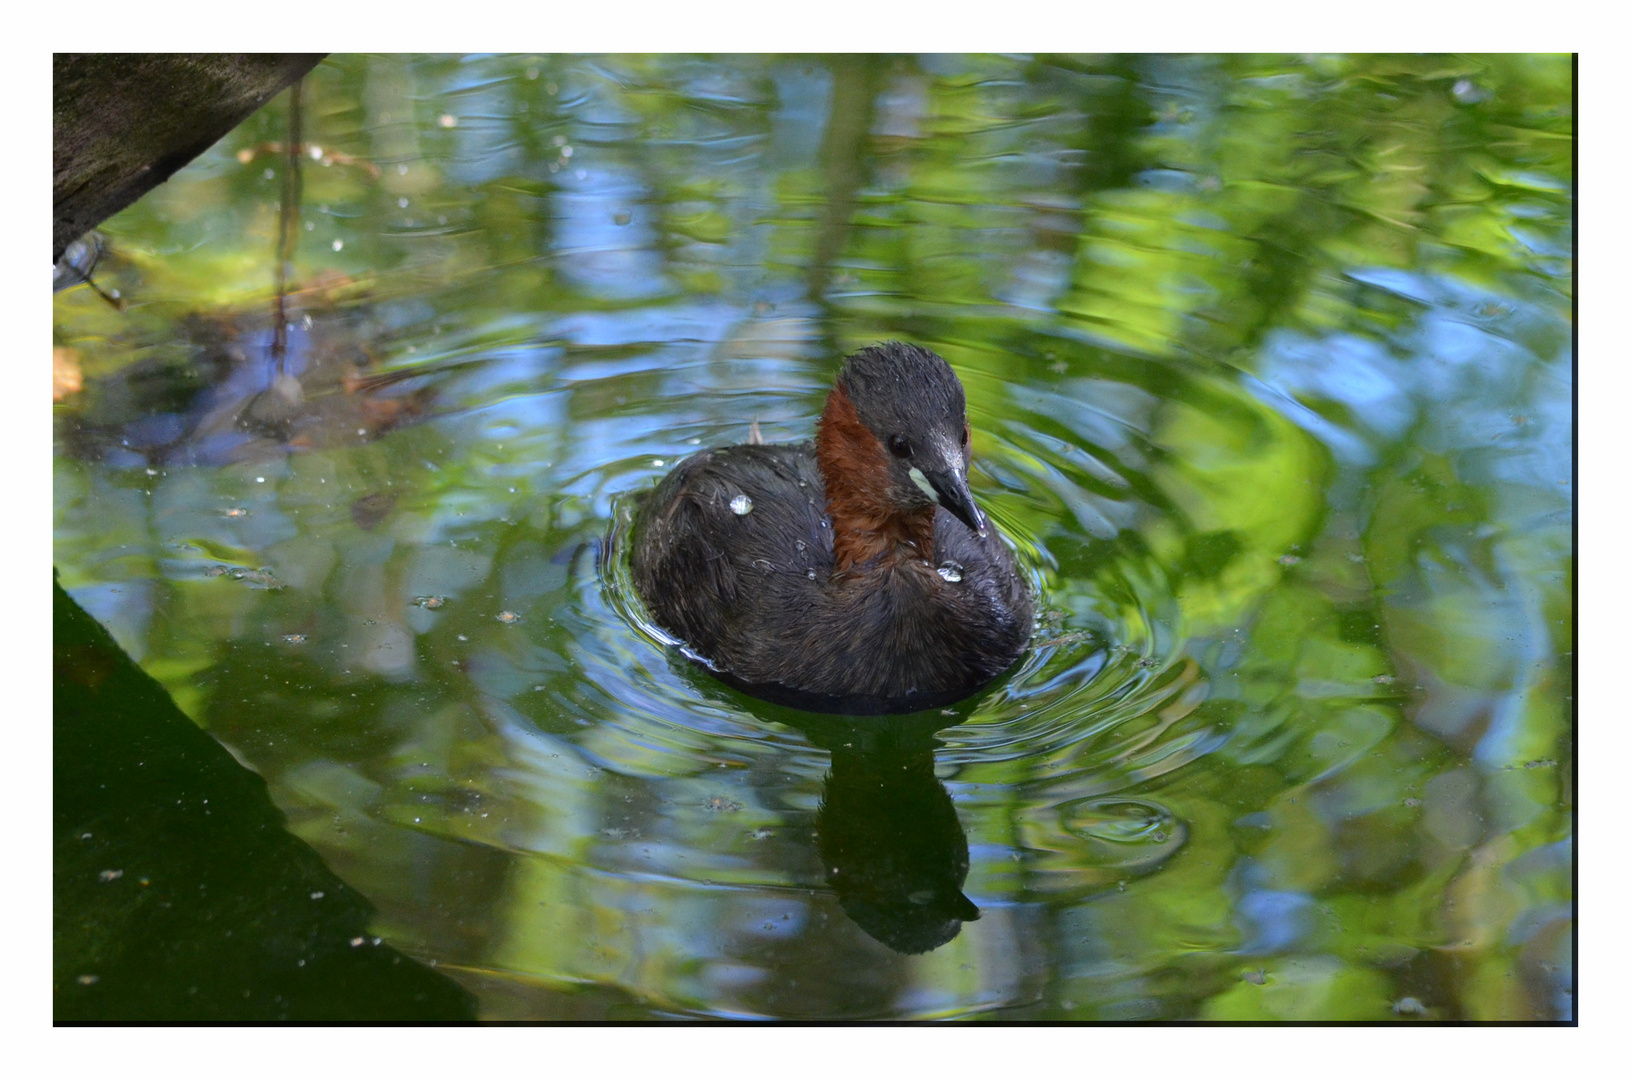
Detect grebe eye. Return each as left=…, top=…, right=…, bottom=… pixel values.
left=888, top=435, right=912, bottom=458
left=960, top=424, right=970, bottom=446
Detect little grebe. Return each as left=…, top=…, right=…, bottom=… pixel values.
left=631, top=342, right=1033, bottom=712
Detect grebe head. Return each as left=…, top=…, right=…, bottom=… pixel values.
left=818, top=342, right=985, bottom=536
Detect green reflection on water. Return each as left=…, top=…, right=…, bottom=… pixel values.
left=53, top=53, right=1572, bottom=1021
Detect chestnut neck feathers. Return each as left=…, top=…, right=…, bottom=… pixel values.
left=817, top=381, right=938, bottom=571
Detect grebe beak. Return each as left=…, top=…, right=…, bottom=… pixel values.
left=922, top=464, right=985, bottom=535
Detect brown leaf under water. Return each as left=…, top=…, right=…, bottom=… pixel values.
left=350, top=492, right=397, bottom=530
left=54, top=348, right=83, bottom=401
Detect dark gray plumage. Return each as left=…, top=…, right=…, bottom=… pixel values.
left=630, top=343, right=1032, bottom=713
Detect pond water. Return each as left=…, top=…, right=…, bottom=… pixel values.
left=52, top=54, right=1573, bottom=1021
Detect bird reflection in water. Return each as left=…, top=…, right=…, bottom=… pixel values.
left=787, top=711, right=978, bottom=955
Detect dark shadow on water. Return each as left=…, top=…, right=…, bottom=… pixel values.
left=54, top=574, right=476, bottom=1021
left=798, top=712, right=979, bottom=956
left=681, top=666, right=984, bottom=956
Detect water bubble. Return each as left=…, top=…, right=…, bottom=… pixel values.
left=794, top=540, right=806, bottom=551
left=438, top=114, right=458, bottom=128
left=730, top=495, right=753, bottom=515
left=651, top=459, right=664, bottom=467
left=806, top=570, right=817, bottom=580
left=332, top=239, right=344, bottom=252
left=936, top=561, right=964, bottom=583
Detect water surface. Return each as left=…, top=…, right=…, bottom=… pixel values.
left=53, top=53, right=1573, bottom=1020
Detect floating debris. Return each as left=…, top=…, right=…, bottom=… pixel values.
left=1392, top=996, right=1427, bottom=1015
left=97, top=869, right=123, bottom=882
left=206, top=565, right=284, bottom=589
left=282, top=634, right=307, bottom=645
left=730, top=494, right=753, bottom=516
left=496, top=610, right=521, bottom=625
left=1242, top=969, right=1267, bottom=985
left=221, top=507, right=249, bottom=518
left=413, top=595, right=448, bottom=609
left=1373, top=674, right=1396, bottom=685
left=76, top=974, right=99, bottom=986
left=1277, top=554, right=1302, bottom=566
left=704, top=795, right=742, bottom=813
